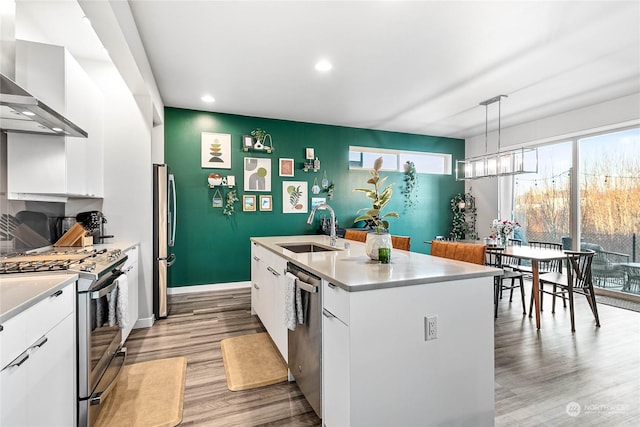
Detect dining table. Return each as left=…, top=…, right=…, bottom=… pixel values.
left=501, top=245, right=567, bottom=329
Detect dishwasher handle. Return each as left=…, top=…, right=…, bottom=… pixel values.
left=295, top=279, right=318, bottom=293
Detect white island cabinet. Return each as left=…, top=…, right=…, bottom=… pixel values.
left=7, top=40, right=104, bottom=202
left=0, top=279, right=76, bottom=427
left=251, top=235, right=498, bottom=427
left=250, top=242, right=288, bottom=360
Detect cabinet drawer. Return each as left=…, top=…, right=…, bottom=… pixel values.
left=322, top=281, right=349, bottom=324
left=27, top=283, right=74, bottom=347
left=0, top=313, right=28, bottom=370
left=1, top=282, right=74, bottom=370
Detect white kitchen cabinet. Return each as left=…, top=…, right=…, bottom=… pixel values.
left=321, top=292, right=350, bottom=427
left=251, top=244, right=273, bottom=329
left=321, top=277, right=495, bottom=427
left=0, top=282, right=76, bottom=427
left=122, top=245, right=139, bottom=343
left=250, top=243, right=288, bottom=360
left=7, top=40, right=104, bottom=201
left=268, top=252, right=287, bottom=360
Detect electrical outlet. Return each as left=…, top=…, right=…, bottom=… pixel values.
left=425, top=315, right=438, bottom=341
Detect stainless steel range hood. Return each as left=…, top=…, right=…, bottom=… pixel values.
left=0, top=0, right=87, bottom=138
left=0, top=73, right=88, bottom=137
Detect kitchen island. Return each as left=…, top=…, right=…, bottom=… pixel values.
left=251, top=235, right=500, bottom=427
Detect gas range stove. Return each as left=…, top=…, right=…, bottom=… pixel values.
left=0, top=247, right=127, bottom=287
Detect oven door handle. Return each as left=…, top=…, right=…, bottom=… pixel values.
left=90, top=279, right=118, bottom=300
left=89, top=347, right=127, bottom=406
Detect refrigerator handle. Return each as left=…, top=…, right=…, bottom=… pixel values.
left=166, top=253, right=177, bottom=267
left=168, top=173, right=177, bottom=247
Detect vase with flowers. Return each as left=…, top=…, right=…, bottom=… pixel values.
left=490, top=219, right=520, bottom=247
left=353, top=157, right=400, bottom=260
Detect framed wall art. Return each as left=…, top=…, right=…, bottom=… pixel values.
left=279, top=158, right=294, bottom=177
left=242, top=195, right=256, bottom=212
left=259, top=195, right=273, bottom=212
left=282, top=181, right=308, bottom=213
left=201, top=132, right=231, bottom=169
left=305, top=148, right=315, bottom=160
left=244, top=157, right=271, bottom=192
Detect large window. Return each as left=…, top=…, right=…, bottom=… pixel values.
left=579, top=129, right=640, bottom=290
left=513, top=127, right=640, bottom=296
left=513, top=142, right=572, bottom=244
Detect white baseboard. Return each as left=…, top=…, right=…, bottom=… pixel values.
left=134, top=316, right=155, bottom=329
left=167, top=281, right=251, bottom=295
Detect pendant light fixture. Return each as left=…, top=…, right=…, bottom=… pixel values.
left=455, top=95, right=538, bottom=180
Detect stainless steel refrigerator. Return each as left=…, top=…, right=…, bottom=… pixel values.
left=153, top=164, right=177, bottom=319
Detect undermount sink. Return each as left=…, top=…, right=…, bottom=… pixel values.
left=277, top=243, right=340, bottom=253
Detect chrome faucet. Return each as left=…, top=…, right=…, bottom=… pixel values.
left=306, top=203, right=337, bottom=247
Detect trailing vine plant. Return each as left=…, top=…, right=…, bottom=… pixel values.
left=223, top=189, right=239, bottom=216
left=449, top=191, right=478, bottom=240
left=401, top=161, right=418, bottom=209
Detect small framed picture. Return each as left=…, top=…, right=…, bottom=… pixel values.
left=305, top=148, right=315, bottom=160
left=212, top=197, right=223, bottom=208
left=243, top=135, right=254, bottom=150
left=279, top=158, right=295, bottom=177
left=243, top=195, right=256, bottom=212
left=259, top=195, right=273, bottom=212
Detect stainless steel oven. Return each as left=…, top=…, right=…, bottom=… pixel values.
left=77, top=258, right=127, bottom=427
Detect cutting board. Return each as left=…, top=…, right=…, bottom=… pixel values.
left=54, top=223, right=92, bottom=247
left=11, top=224, right=52, bottom=249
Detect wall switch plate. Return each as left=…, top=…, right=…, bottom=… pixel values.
left=425, top=315, right=438, bottom=341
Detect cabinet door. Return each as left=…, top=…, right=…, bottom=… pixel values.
left=322, top=310, right=350, bottom=426
left=268, top=254, right=288, bottom=360
left=122, top=246, right=140, bottom=342
left=251, top=255, right=272, bottom=328
left=0, top=351, right=29, bottom=426
left=27, top=314, right=75, bottom=426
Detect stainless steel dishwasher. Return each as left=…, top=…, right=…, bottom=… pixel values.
left=286, top=262, right=322, bottom=418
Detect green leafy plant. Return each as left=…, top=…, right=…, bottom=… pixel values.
left=450, top=192, right=477, bottom=239
left=353, top=157, right=399, bottom=231
left=250, top=128, right=268, bottom=143
left=401, top=160, right=418, bottom=209
left=223, top=189, right=239, bottom=216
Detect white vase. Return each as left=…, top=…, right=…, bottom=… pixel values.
left=365, top=232, right=392, bottom=260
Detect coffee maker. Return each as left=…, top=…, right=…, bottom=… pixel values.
left=76, top=211, right=114, bottom=244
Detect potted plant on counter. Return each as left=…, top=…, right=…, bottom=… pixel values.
left=353, top=157, right=399, bottom=260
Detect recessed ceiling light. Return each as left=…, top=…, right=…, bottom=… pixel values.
left=52, top=127, right=63, bottom=132
left=22, top=111, right=35, bottom=116
left=315, top=60, right=332, bottom=72
left=201, top=95, right=215, bottom=103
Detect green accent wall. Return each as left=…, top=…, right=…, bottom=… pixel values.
left=164, top=107, right=464, bottom=287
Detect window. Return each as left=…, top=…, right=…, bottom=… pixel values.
left=348, top=146, right=451, bottom=174
left=512, top=126, right=640, bottom=296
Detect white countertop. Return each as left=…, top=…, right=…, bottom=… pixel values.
left=0, top=272, right=78, bottom=323
left=251, top=235, right=500, bottom=292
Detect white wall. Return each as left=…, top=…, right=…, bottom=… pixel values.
left=79, top=59, right=154, bottom=325
left=465, top=93, right=640, bottom=236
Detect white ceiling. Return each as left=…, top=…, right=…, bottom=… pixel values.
left=14, top=0, right=640, bottom=139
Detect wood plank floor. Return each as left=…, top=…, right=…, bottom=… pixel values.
left=124, top=286, right=640, bottom=426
